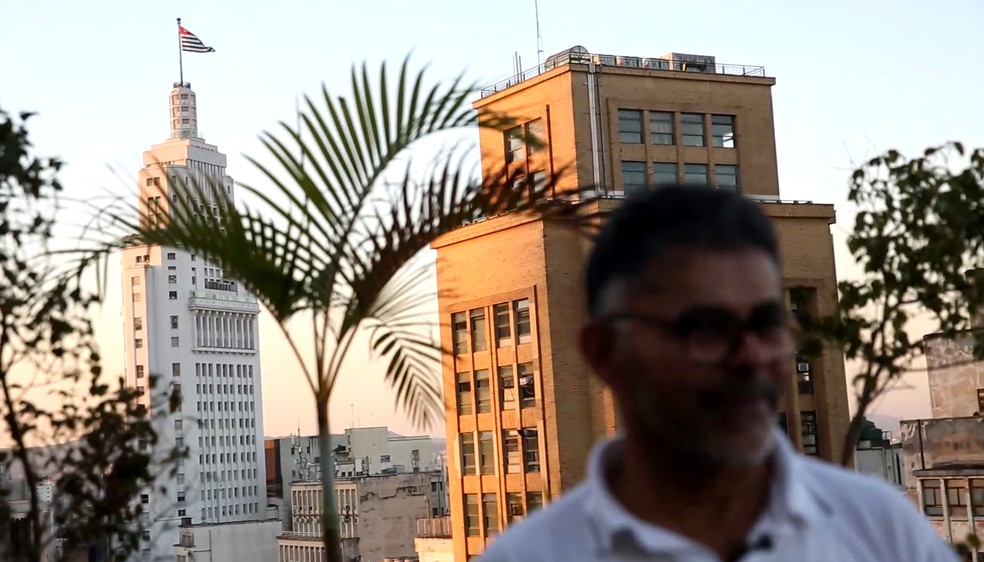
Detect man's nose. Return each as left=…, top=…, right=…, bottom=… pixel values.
left=725, top=330, right=783, bottom=369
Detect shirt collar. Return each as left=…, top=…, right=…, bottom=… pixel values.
left=583, top=428, right=831, bottom=555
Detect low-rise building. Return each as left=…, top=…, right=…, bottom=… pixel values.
left=278, top=472, right=437, bottom=562
left=413, top=517, right=452, bottom=562
left=898, top=331, right=984, bottom=559
left=174, top=517, right=281, bottom=562
left=266, top=428, right=445, bottom=530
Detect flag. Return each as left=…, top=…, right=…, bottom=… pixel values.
left=179, top=26, right=215, bottom=53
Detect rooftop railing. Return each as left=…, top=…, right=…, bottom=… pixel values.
left=415, top=516, right=451, bottom=538
left=480, top=49, right=766, bottom=98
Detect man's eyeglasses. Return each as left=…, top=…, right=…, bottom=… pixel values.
left=603, top=302, right=795, bottom=365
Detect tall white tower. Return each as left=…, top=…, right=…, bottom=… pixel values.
left=122, top=82, right=267, bottom=561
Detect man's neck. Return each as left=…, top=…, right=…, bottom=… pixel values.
left=608, top=432, right=773, bottom=558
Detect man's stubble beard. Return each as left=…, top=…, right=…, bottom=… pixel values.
left=624, top=367, right=778, bottom=470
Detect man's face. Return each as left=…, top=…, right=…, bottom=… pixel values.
left=581, top=246, right=792, bottom=468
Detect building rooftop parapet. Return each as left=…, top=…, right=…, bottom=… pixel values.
left=480, top=45, right=768, bottom=99
left=415, top=516, right=451, bottom=538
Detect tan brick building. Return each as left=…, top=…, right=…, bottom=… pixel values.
left=433, top=46, right=850, bottom=560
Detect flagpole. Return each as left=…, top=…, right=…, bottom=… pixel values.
left=176, top=17, right=184, bottom=85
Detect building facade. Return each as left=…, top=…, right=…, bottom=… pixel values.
left=433, top=46, right=850, bottom=559
left=174, top=518, right=281, bottom=562
left=278, top=472, right=438, bottom=562
left=901, top=333, right=984, bottom=560
left=266, top=428, right=443, bottom=530
left=122, top=82, right=268, bottom=561
left=413, top=517, right=452, bottom=562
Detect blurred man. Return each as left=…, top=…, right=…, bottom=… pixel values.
left=479, top=185, right=956, bottom=561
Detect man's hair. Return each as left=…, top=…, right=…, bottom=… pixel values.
left=585, top=184, right=779, bottom=316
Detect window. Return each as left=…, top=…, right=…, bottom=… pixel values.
left=380, top=455, right=391, bottom=463
left=527, top=492, right=543, bottom=513
left=652, top=162, right=677, bottom=185
left=171, top=336, right=180, bottom=348
left=527, top=119, right=545, bottom=154
left=134, top=317, right=143, bottom=330
left=649, top=111, right=674, bottom=145
left=801, top=411, right=819, bottom=455
left=135, top=339, right=143, bottom=349
left=970, top=479, right=984, bottom=516
left=715, top=165, right=739, bottom=191
left=796, top=355, right=814, bottom=394
left=136, top=365, right=145, bottom=378
left=505, top=127, right=524, bottom=163
left=531, top=169, right=547, bottom=196
left=947, top=480, right=968, bottom=518
left=514, top=299, right=531, bottom=343
left=141, top=494, right=149, bottom=504
left=522, top=429, right=540, bottom=472
left=457, top=372, right=473, bottom=415
left=131, top=276, right=141, bottom=286
left=499, top=365, right=516, bottom=410
left=169, top=291, right=178, bottom=300
left=174, top=419, right=183, bottom=431
left=133, top=293, right=142, bottom=302
left=475, top=431, right=495, bottom=475
left=681, top=113, right=704, bottom=146
left=503, top=432, right=522, bottom=473
left=978, top=389, right=984, bottom=413
left=518, top=363, right=536, bottom=408
left=470, top=309, right=488, bottom=352
left=475, top=370, right=492, bottom=413
left=683, top=163, right=708, bottom=184
left=168, top=275, right=178, bottom=284
left=452, top=312, right=468, bottom=355
left=171, top=316, right=179, bottom=329
left=506, top=493, right=524, bottom=523
left=464, top=494, right=480, bottom=536
left=617, top=109, right=643, bottom=143
left=621, top=161, right=647, bottom=195
left=711, top=115, right=735, bottom=148
left=167, top=252, right=176, bottom=260
left=922, top=480, right=943, bottom=517
left=482, top=494, right=499, bottom=536
left=494, top=304, right=512, bottom=347
left=172, top=363, right=181, bottom=377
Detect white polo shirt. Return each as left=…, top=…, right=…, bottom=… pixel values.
left=478, top=430, right=958, bottom=562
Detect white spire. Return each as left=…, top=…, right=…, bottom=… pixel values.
left=169, top=82, right=201, bottom=140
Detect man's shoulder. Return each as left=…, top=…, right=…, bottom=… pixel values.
left=797, top=454, right=908, bottom=503
left=795, top=454, right=926, bottom=527
left=477, top=484, right=593, bottom=562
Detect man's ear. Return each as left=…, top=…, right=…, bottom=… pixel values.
left=579, top=318, right=618, bottom=386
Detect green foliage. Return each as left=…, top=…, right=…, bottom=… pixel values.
left=800, top=142, right=984, bottom=465
left=0, top=108, right=181, bottom=562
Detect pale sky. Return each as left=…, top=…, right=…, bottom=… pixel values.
left=2, top=0, right=983, bottom=439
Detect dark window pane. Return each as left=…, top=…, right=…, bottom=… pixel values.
left=617, top=109, right=643, bottom=143
left=681, top=113, right=704, bottom=146
left=649, top=111, right=673, bottom=145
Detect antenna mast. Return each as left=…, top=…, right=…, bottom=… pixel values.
left=534, top=0, right=545, bottom=66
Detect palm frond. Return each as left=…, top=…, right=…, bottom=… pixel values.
left=364, top=262, right=442, bottom=428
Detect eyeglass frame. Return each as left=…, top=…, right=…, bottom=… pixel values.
left=601, top=302, right=798, bottom=366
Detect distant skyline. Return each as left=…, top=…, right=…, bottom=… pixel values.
left=2, top=0, right=983, bottom=439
